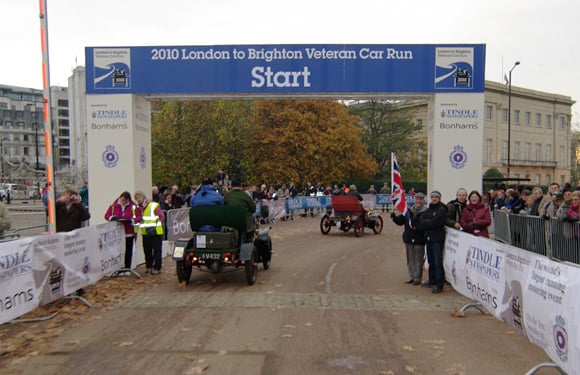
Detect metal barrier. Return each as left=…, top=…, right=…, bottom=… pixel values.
left=492, top=210, right=580, bottom=265
left=492, top=209, right=510, bottom=244
left=549, top=219, right=580, bottom=264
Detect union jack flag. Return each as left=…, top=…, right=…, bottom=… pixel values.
left=391, top=153, right=408, bottom=219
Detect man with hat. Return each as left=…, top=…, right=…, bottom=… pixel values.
left=414, top=190, right=447, bottom=293
left=224, top=178, right=256, bottom=215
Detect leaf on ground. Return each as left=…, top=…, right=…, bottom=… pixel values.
left=445, top=363, right=465, bottom=374
left=379, top=371, right=395, bottom=375
left=402, top=345, right=416, bottom=352
left=183, top=365, right=209, bottom=374
left=284, top=324, right=296, bottom=329
left=113, top=341, right=133, bottom=347
left=451, top=309, right=465, bottom=318
left=405, top=365, right=417, bottom=372
left=213, top=329, right=224, bottom=334
left=422, top=339, right=446, bottom=345
left=280, top=333, right=292, bottom=338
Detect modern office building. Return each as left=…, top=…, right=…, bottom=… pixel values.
left=0, top=84, right=70, bottom=183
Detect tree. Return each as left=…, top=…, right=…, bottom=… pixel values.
left=151, top=101, right=253, bottom=188
left=349, top=100, right=425, bottom=179
left=247, top=100, right=377, bottom=185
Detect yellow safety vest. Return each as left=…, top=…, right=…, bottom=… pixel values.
left=138, top=202, right=163, bottom=235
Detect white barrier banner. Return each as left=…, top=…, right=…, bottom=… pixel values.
left=0, top=237, right=37, bottom=323
left=445, top=229, right=580, bottom=374
left=0, top=222, right=124, bottom=325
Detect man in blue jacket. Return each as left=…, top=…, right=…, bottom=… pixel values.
left=189, top=178, right=224, bottom=207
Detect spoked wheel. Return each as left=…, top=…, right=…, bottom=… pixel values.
left=262, top=238, right=272, bottom=270
left=176, top=260, right=192, bottom=285
left=320, top=215, right=332, bottom=235
left=372, top=216, right=384, bottom=234
left=245, top=254, right=258, bottom=285
left=354, top=217, right=365, bottom=237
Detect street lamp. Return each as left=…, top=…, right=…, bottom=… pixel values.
left=507, top=61, right=520, bottom=180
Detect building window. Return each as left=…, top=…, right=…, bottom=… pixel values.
left=560, top=145, right=566, bottom=166
left=560, top=116, right=566, bottom=129
left=3, top=110, right=10, bottom=117
left=57, top=99, right=68, bottom=107
left=546, top=114, right=552, bottom=129
left=57, top=109, right=69, bottom=117
left=535, top=143, right=542, bottom=161
left=486, top=139, right=493, bottom=162
left=23, top=147, right=29, bottom=156
left=514, top=141, right=520, bottom=160
left=485, top=105, right=493, bottom=121
left=501, top=140, right=508, bottom=161
left=525, top=142, right=531, bottom=161
left=535, top=113, right=542, bottom=127
left=514, top=110, right=520, bottom=124
left=546, top=174, right=551, bottom=184
left=502, top=108, right=508, bottom=123
left=15, top=111, right=24, bottom=118
left=536, top=174, right=541, bottom=184
left=23, top=134, right=29, bottom=142
left=525, top=112, right=531, bottom=126
left=4, top=121, right=12, bottom=126
left=561, top=175, right=566, bottom=186
left=545, top=144, right=552, bottom=162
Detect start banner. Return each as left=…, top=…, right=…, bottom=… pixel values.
left=444, top=228, right=580, bottom=374
left=0, top=222, right=124, bottom=324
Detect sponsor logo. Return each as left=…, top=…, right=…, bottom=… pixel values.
left=93, top=48, right=131, bottom=90
left=449, top=145, right=467, bottom=169
left=435, top=47, right=474, bottom=90
left=102, top=145, right=119, bottom=168
left=140, top=147, right=146, bottom=169
left=441, top=109, right=479, bottom=119
left=553, top=315, right=568, bottom=362
left=91, top=109, right=128, bottom=119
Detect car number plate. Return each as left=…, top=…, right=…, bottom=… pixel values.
left=173, top=246, right=185, bottom=258
left=200, top=253, right=221, bottom=260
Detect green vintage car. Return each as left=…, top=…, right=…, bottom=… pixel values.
left=172, top=205, right=272, bottom=286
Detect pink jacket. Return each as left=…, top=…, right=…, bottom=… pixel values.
left=460, top=201, right=492, bottom=238
left=104, top=198, right=143, bottom=236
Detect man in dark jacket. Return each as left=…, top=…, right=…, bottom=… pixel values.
left=391, top=192, right=427, bottom=285
left=445, top=188, right=467, bottom=229
left=189, top=178, right=224, bottom=207
left=414, top=190, right=448, bottom=293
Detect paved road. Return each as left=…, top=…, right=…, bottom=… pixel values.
left=1, top=214, right=553, bottom=375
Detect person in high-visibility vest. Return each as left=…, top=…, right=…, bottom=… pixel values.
left=134, top=190, right=165, bottom=274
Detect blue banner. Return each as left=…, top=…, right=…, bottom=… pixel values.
left=85, top=44, right=485, bottom=95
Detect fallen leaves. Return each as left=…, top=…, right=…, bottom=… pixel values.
left=450, top=309, right=466, bottom=318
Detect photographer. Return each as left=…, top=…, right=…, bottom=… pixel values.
left=55, top=186, right=91, bottom=233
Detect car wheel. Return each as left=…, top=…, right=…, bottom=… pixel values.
left=320, top=215, right=332, bottom=234
left=372, top=216, right=384, bottom=234
left=354, top=217, right=365, bottom=237
left=245, top=254, right=257, bottom=285
left=176, top=260, right=192, bottom=284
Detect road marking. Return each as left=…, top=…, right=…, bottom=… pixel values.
left=119, top=290, right=470, bottom=311
left=325, top=262, right=337, bottom=294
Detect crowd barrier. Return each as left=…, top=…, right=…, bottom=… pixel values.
left=0, top=222, right=124, bottom=324
left=493, top=210, right=580, bottom=265
left=444, top=228, right=579, bottom=374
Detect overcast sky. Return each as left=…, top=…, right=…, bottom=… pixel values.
left=2, top=0, right=578, bottom=126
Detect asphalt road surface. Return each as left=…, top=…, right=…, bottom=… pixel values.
left=1, top=209, right=554, bottom=375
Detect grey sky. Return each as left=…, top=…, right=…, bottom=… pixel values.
left=2, top=0, right=578, bottom=126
